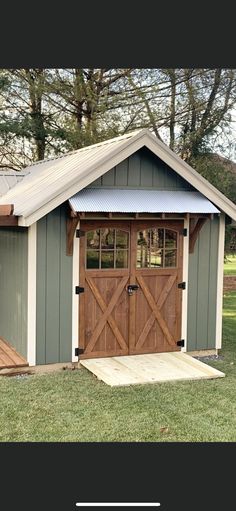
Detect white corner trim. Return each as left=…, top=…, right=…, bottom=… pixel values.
left=72, top=221, right=80, bottom=362
left=215, top=214, right=225, bottom=349
left=27, top=223, right=37, bottom=366
left=181, top=216, right=189, bottom=352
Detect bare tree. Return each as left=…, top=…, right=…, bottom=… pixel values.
left=1, top=68, right=236, bottom=170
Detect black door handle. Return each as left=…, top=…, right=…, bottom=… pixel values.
left=127, top=284, right=139, bottom=295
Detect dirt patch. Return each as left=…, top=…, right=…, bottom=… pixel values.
left=223, top=275, right=236, bottom=291
left=194, top=354, right=224, bottom=362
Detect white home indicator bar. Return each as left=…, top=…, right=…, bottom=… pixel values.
left=76, top=504, right=160, bottom=508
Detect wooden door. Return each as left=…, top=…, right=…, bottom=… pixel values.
left=129, top=221, right=183, bottom=355
left=79, top=222, right=130, bottom=358
left=79, top=220, right=183, bottom=359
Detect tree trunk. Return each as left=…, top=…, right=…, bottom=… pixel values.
left=25, top=69, right=46, bottom=160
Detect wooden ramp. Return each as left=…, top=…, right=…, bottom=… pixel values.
left=80, top=352, right=225, bottom=387
left=0, top=338, right=28, bottom=369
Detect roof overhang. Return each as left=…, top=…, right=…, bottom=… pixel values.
left=0, top=129, right=235, bottom=226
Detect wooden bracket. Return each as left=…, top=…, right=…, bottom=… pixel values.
left=189, top=218, right=207, bottom=253
left=66, top=217, right=79, bottom=256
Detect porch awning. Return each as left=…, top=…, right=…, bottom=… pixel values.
left=69, top=189, right=220, bottom=214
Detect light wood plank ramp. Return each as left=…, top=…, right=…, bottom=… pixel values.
left=80, top=352, right=225, bottom=387
left=0, top=338, right=28, bottom=369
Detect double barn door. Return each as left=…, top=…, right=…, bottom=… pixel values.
left=79, top=220, right=183, bottom=359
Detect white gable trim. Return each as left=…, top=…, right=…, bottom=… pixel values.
left=144, top=136, right=236, bottom=221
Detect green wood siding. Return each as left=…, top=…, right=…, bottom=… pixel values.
left=0, top=228, right=28, bottom=358
left=88, top=147, right=194, bottom=190
left=36, top=205, right=73, bottom=364
left=187, top=217, right=219, bottom=350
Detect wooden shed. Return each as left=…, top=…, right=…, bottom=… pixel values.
left=0, top=129, right=236, bottom=370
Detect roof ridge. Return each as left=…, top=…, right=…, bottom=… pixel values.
left=0, top=170, right=29, bottom=176
left=26, top=129, right=145, bottom=170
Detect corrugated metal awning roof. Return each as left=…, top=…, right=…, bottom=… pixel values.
left=69, top=189, right=220, bottom=214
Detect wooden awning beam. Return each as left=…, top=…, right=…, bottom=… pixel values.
left=0, top=204, right=14, bottom=216
left=73, top=212, right=215, bottom=220
left=189, top=213, right=214, bottom=219
left=0, top=204, right=18, bottom=226
left=0, top=216, right=18, bottom=226
left=66, top=203, right=213, bottom=256
left=75, top=212, right=190, bottom=220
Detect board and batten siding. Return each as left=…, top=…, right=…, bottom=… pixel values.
left=36, top=204, right=73, bottom=364
left=0, top=227, right=28, bottom=358
left=187, top=216, right=219, bottom=350
left=89, top=147, right=194, bottom=190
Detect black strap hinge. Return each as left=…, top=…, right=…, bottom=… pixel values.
left=75, top=286, right=84, bottom=294
left=75, top=347, right=84, bottom=357
left=177, top=339, right=185, bottom=347
left=76, top=229, right=85, bottom=238
left=181, top=228, right=188, bottom=237
left=178, top=282, right=186, bottom=289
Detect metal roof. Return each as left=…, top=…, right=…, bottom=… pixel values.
left=0, top=128, right=235, bottom=225
left=0, top=169, right=29, bottom=197
left=69, top=189, right=220, bottom=214
left=0, top=131, right=140, bottom=225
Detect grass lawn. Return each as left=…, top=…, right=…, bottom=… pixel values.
left=0, top=292, right=236, bottom=442
left=224, top=254, right=236, bottom=275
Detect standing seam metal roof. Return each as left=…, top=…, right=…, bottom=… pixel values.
left=0, top=128, right=235, bottom=225
left=0, top=131, right=139, bottom=217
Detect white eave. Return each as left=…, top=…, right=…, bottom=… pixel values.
left=0, top=128, right=235, bottom=226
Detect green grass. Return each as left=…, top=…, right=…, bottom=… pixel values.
left=0, top=292, right=236, bottom=442
left=224, top=254, right=236, bottom=275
